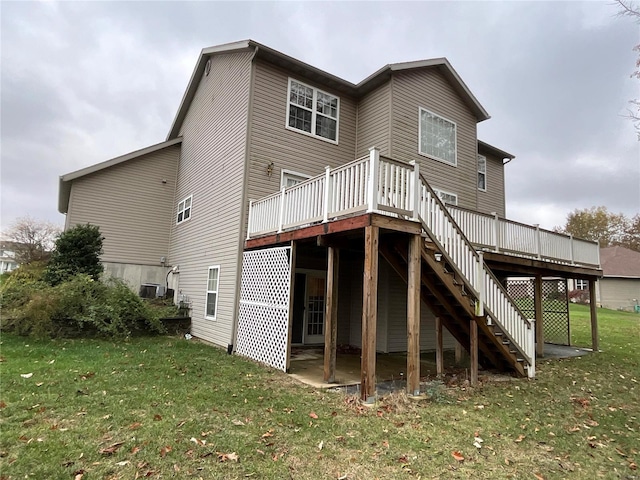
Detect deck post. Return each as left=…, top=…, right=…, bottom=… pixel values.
left=361, top=225, right=379, bottom=402
left=435, top=317, right=443, bottom=377
left=475, top=252, right=485, bottom=317
left=491, top=212, right=500, bottom=253
left=367, top=147, right=379, bottom=213
left=589, top=278, right=599, bottom=352
left=246, top=200, right=253, bottom=240
left=569, top=234, right=575, bottom=265
left=323, top=246, right=339, bottom=383
left=470, top=318, right=478, bottom=386
left=410, top=161, right=421, bottom=221
left=534, top=224, right=542, bottom=260
left=323, top=166, right=332, bottom=223
left=534, top=275, right=544, bottom=357
left=277, top=187, right=286, bottom=233
left=285, top=241, right=297, bottom=373
left=407, top=234, right=421, bottom=395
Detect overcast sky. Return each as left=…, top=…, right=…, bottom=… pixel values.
left=1, top=1, right=638, bottom=232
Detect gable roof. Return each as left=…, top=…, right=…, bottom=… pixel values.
left=167, top=39, right=490, bottom=140
left=600, top=246, right=640, bottom=278
left=58, top=137, right=182, bottom=214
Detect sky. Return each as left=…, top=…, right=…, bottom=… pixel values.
left=1, top=1, right=639, bottom=232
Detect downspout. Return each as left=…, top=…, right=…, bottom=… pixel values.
left=229, top=45, right=260, bottom=355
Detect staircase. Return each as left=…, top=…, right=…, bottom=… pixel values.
left=380, top=167, right=535, bottom=377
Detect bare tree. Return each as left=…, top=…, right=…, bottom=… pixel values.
left=2, top=217, right=61, bottom=264
left=616, top=0, right=640, bottom=138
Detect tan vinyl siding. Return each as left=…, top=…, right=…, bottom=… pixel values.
left=66, top=145, right=180, bottom=265
left=246, top=59, right=357, bottom=205
left=356, top=82, right=391, bottom=158
left=390, top=69, right=479, bottom=211
left=384, top=259, right=455, bottom=352
left=476, top=152, right=506, bottom=216
left=169, top=51, right=253, bottom=348
left=598, top=278, right=640, bottom=310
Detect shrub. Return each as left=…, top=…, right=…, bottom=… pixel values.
left=568, top=289, right=590, bottom=305
left=0, top=274, right=168, bottom=339
left=44, top=224, right=104, bottom=286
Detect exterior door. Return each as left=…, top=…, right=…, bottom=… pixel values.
left=304, top=275, right=326, bottom=344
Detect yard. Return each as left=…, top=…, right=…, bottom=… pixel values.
left=1, top=305, right=638, bottom=479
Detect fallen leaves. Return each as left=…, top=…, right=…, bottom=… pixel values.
left=20, top=373, right=33, bottom=379
left=309, top=412, right=318, bottom=419
left=217, top=452, right=239, bottom=462
left=514, top=434, right=526, bottom=443
left=99, top=441, right=125, bottom=455
left=451, top=451, right=464, bottom=462
left=160, top=445, right=172, bottom=457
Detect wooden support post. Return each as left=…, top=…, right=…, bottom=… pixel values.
left=534, top=275, right=544, bottom=357
left=455, top=340, right=465, bottom=365
left=435, top=317, right=443, bottom=377
left=361, top=225, right=379, bottom=402
left=285, top=241, right=297, bottom=373
left=589, top=278, right=599, bottom=352
left=407, top=234, right=421, bottom=395
left=323, top=246, right=339, bottom=383
left=470, top=318, right=478, bottom=386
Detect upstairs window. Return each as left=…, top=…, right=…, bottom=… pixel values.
left=287, top=79, right=339, bottom=143
left=419, top=107, right=457, bottom=165
left=433, top=188, right=458, bottom=206
left=177, top=195, right=192, bottom=224
left=477, top=155, right=487, bottom=191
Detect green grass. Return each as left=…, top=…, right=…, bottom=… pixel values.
left=1, top=307, right=638, bottom=479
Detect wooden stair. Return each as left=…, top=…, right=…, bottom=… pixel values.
left=380, top=235, right=527, bottom=377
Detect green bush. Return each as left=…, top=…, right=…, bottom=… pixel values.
left=0, top=274, right=168, bottom=339
left=44, top=224, right=104, bottom=286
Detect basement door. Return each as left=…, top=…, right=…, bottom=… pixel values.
left=291, top=271, right=326, bottom=345
left=236, top=246, right=292, bottom=371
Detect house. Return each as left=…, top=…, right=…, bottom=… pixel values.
left=58, top=40, right=602, bottom=400
left=0, top=241, right=19, bottom=274
left=595, top=246, right=639, bottom=311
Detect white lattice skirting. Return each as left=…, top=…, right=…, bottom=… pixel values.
left=236, top=247, right=292, bottom=371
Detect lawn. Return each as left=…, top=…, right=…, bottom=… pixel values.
left=1, top=305, right=638, bottom=479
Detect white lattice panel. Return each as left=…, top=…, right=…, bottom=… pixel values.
left=236, top=247, right=292, bottom=371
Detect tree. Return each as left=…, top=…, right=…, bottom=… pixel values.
left=616, top=0, right=640, bottom=138
left=555, top=206, right=640, bottom=251
left=2, top=217, right=61, bottom=264
left=44, top=224, right=104, bottom=285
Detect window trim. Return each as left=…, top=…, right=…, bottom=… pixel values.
left=280, top=169, right=312, bottom=189
left=575, top=279, right=588, bottom=291
left=477, top=155, right=487, bottom=192
left=418, top=107, right=457, bottom=166
left=285, top=78, right=340, bottom=144
left=176, top=195, right=192, bottom=225
left=205, top=265, right=220, bottom=320
left=433, top=188, right=458, bottom=206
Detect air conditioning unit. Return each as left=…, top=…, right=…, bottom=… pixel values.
left=139, top=283, right=166, bottom=299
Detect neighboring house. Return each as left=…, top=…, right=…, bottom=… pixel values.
left=58, top=40, right=602, bottom=398
left=0, top=242, right=19, bottom=274
left=597, top=246, right=640, bottom=311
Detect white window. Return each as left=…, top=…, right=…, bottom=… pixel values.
left=205, top=266, right=220, bottom=319
left=177, top=195, right=192, bottom=224
left=419, top=107, right=457, bottom=165
left=477, top=155, right=487, bottom=191
left=575, top=279, right=588, bottom=290
left=433, top=188, right=458, bottom=206
left=287, top=78, right=339, bottom=143
left=281, top=169, right=311, bottom=189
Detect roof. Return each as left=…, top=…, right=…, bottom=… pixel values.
left=58, top=137, right=182, bottom=214
left=478, top=140, right=515, bottom=161
left=166, top=39, right=491, bottom=140
left=600, top=246, right=640, bottom=278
